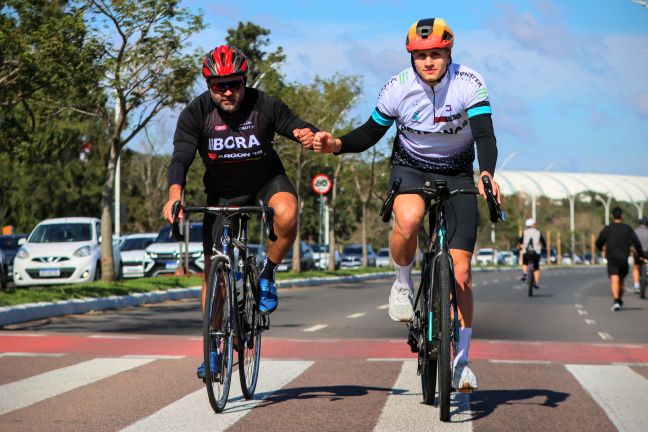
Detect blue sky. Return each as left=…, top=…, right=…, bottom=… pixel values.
left=166, top=0, right=648, bottom=176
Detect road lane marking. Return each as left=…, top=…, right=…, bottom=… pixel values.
left=0, top=333, right=45, bottom=337
left=0, top=352, right=65, bottom=357
left=575, top=304, right=584, bottom=308
left=373, top=360, right=472, bottom=431
left=489, top=359, right=552, bottom=365
left=493, top=279, right=499, bottom=283
left=121, top=360, right=313, bottom=432
left=577, top=309, right=588, bottom=316
left=303, top=324, right=328, bottom=332
left=88, top=334, right=142, bottom=339
left=585, top=319, right=596, bottom=325
left=377, top=304, right=389, bottom=310
left=598, top=332, right=613, bottom=340
left=566, top=365, right=648, bottom=432
left=0, top=357, right=154, bottom=416
left=120, top=354, right=186, bottom=360
left=346, top=312, right=366, bottom=319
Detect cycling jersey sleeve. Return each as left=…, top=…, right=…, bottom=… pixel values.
left=168, top=103, right=203, bottom=187
left=338, top=113, right=392, bottom=153
left=468, top=110, right=497, bottom=176
left=264, top=93, right=318, bottom=140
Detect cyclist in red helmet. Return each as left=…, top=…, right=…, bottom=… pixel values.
left=162, top=45, right=318, bottom=379
left=305, top=18, right=501, bottom=392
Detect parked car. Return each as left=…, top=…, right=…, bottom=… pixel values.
left=119, top=233, right=157, bottom=278
left=144, top=223, right=204, bottom=276
left=540, top=247, right=558, bottom=265
left=497, top=250, right=517, bottom=266
left=474, top=248, right=497, bottom=266
left=309, top=243, right=341, bottom=270
left=0, top=234, right=28, bottom=284
left=340, top=243, right=377, bottom=269
left=13, top=217, right=122, bottom=286
left=277, top=241, right=315, bottom=272
left=376, top=247, right=391, bottom=267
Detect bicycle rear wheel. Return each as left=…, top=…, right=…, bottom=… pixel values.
left=419, top=260, right=437, bottom=406
left=527, top=262, right=534, bottom=297
left=204, top=260, right=234, bottom=413
left=238, top=258, right=262, bottom=399
left=436, top=254, right=454, bottom=422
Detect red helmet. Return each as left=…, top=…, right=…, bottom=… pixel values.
left=202, top=45, right=248, bottom=79
left=405, top=18, right=454, bottom=52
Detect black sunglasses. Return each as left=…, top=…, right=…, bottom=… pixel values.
left=209, top=79, right=244, bottom=93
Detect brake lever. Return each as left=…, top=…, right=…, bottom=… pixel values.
left=380, top=177, right=402, bottom=223
left=481, top=176, right=507, bottom=223
left=171, top=200, right=184, bottom=241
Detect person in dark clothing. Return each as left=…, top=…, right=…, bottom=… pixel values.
left=596, top=207, right=645, bottom=311
left=161, top=45, right=317, bottom=379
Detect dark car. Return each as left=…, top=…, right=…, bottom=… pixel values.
left=277, top=241, right=315, bottom=272
left=0, top=234, right=28, bottom=284
left=340, top=243, right=377, bottom=268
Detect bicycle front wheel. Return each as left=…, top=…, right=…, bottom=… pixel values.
left=419, top=260, right=437, bottom=406
left=437, top=254, right=454, bottom=422
left=238, top=258, right=262, bottom=399
left=640, top=264, right=647, bottom=299
left=204, top=260, right=234, bottom=413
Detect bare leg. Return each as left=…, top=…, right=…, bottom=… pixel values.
left=266, top=192, right=298, bottom=263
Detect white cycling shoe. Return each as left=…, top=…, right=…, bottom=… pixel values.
left=453, top=362, right=479, bottom=393
left=388, top=280, right=414, bottom=322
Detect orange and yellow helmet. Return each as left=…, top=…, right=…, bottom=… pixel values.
left=405, top=18, right=454, bottom=52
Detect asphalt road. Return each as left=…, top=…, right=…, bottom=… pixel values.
left=3, top=266, right=648, bottom=431
left=8, top=266, right=648, bottom=345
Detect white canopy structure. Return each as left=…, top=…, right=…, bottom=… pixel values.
left=495, top=171, right=648, bottom=255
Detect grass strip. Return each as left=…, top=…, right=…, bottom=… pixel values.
left=0, top=267, right=389, bottom=306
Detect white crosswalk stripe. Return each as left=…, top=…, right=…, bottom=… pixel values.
left=0, top=357, right=155, bottom=415
left=373, top=360, right=472, bottom=432
left=120, top=360, right=313, bottom=432
left=566, top=364, right=648, bottom=432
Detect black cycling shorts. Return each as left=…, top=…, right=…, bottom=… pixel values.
left=522, top=252, right=540, bottom=269
left=388, top=165, right=477, bottom=252
left=202, top=174, right=297, bottom=255
left=607, top=259, right=629, bottom=279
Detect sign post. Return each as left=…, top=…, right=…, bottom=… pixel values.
left=311, top=174, right=332, bottom=247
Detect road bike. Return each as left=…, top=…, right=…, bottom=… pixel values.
left=171, top=200, right=276, bottom=413
left=380, top=175, right=505, bottom=422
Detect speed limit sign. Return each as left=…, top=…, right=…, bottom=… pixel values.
left=311, top=173, right=332, bottom=195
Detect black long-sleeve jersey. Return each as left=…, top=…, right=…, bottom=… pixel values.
left=596, top=222, right=645, bottom=262
left=168, top=88, right=317, bottom=198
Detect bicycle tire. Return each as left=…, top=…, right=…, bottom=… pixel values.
left=204, top=260, right=234, bottom=413
left=437, top=254, right=453, bottom=422
left=420, top=260, right=437, bottom=406
left=527, top=262, right=534, bottom=297
left=238, top=257, right=262, bottom=399
left=641, top=264, right=647, bottom=299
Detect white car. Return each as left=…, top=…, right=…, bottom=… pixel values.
left=13, top=217, right=122, bottom=286
left=144, top=223, right=204, bottom=276
left=475, top=248, right=497, bottom=266
left=376, top=248, right=391, bottom=267
left=119, top=233, right=157, bottom=278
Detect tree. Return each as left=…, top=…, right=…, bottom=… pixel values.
left=86, top=0, right=205, bottom=280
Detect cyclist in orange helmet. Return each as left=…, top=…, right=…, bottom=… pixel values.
left=304, top=18, right=501, bottom=393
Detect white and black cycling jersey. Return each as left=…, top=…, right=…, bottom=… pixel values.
left=372, top=63, right=492, bottom=173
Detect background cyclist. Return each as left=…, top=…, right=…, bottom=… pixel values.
left=518, top=218, right=546, bottom=289
left=307, top=18, right=500, bottom=393
left=596, top=207, right=645, bottom=311
left=632, top=217, right=648, bottom=292
left=162, top=45, right=317, bottom=378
